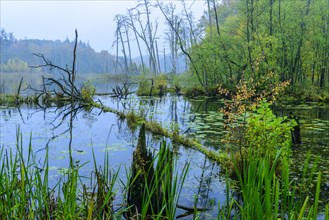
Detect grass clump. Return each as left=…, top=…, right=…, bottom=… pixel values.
left=126, top=111, right=144, bottom=131
left=0, top=130, right=122, bottom=219
left=0, top=128, right=192, bottom=219
left=80, top=81, right=96, bottom=103
left=126, top=124, right=189, bottom=219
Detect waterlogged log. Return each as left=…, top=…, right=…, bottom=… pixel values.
left=28, top=29, right=226, bottom=164
left=90, top=102, right=126, bottom=118
left=88, top=101, right=227, bottom=164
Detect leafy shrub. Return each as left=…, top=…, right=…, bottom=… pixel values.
left=136, top=77, right=150, bottom=96
left=245, top=100, right=296, bottom=159
left=154, top=74, right=168, bottom=90
left=137, top=74, right=168, bottom=96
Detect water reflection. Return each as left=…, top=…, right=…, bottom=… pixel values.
left=1, top=92, right=329, bottom=216
left=126, top=124, right=155, bottom=218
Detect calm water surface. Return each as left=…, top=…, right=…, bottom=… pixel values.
left=0, top=95, right=228, bottom=218
left=1, top=74, right=329, bottom=217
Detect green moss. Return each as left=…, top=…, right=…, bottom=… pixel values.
left=81, top=81, right=96, bottom=102
left=126, top=111, right=144, bottom=131
left=0, top=94, right=24, bottom=105
left=145, top=121, right=168, bottom=136
left=90, top=102, right=126, bottom=118
left=143, top=120, right=226, bottom=164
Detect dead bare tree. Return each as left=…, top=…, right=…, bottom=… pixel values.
left=124, top=18, right=133, bottom=71
left=126, top=1, right=159, bottom=75
left=29, top=30, right=100, bottom=107
left=29, top=30, right=82, bottom=167
left=158, top=1, right=204, bottom=86
left=114, top=15, right=129, bottom=75
left=163, top=2, right=179, bottom=74
left=29, top=55, right=83, bottom=103
left=128, top=9, right=145, bottom=74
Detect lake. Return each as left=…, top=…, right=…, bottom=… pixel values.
left=1, top=73, right=329, bottom=218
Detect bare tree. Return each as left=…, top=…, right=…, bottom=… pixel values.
left=163, top=48, right=167, bottom=73
left=158, top=1, right=204, bottom=86
left=124, top=18, right=133, bottom=72
left=155, top=40, right=161, bottom=72
left=128, top=9, right=145, bottom=74
left=114, top=15, right=129, bottom=75
left=163, top=2, right=179, bottom=74
left=29, top=30, right=81, bottom=167
left=30, top=59, right=82, bottom=102
left=125, top=1, right=159, bottom=75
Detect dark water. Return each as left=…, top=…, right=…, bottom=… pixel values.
left=1, top=74, right=329, bottom=217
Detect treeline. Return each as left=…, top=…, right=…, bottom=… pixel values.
left=188, top=0, right=329, bottom=90
left=0, top=58, right=30, bottom=73
left=113, top=0, right=328, bottom=95
left=0, top=29, right=125, bottom=74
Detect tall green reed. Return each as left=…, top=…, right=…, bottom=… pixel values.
left=0, top=130, right=123, bottom=219
left=141, top=140, right=189, bottom=220
left=1, top=129, right=328, bottom=219
left=232, top=149, right=328, bottom=220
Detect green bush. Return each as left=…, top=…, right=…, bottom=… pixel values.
left=245, top=100, right=296, bottom=159
left=136, top=74, right=169, bottom=96
left=154, top=73, right=168, bottom=95
left=221, top=100, right=297, bottom=178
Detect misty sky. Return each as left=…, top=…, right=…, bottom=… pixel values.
left=1, top=0, right=207, bottom=57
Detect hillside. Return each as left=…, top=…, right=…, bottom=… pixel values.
left=0, top=29, right=123, bottom=74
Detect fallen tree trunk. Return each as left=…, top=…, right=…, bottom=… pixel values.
left=86, top=100, right=226, bottom=163
left=28, top=30, right=226, bottom=165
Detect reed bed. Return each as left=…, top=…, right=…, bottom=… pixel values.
left=0, top=131, right=328, bottom=219
left=231, top=150, right=327, bottom=219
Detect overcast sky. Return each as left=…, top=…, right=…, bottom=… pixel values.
left=1, top=0, right=207, bottom=57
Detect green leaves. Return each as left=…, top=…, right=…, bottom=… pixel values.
left=187, top=0, right=329, bottom=90
left=245, top=99, right=296, bottom=158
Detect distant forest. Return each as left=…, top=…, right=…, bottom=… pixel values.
left=0, top=29, right=126, bottom=74
left=0, top=29, right=186, bottom=75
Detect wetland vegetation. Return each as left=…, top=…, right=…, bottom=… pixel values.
left=1, top=0, right=329, bottom=219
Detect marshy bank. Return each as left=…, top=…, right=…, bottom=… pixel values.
left=1, top=126, right=328, bottom=219
left=1, top=71, right=329, bottom=218
left=1, top=95, right=329, bottom=218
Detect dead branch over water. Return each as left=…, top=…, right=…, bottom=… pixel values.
left=29, top=52, right=83, bottom=102
left=27, top=30, right=225, bottom=165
